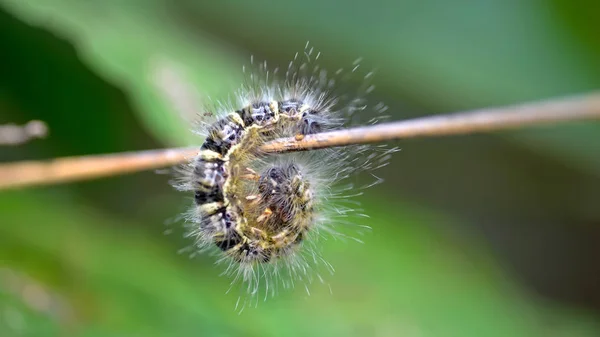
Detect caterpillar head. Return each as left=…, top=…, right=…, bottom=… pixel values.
left=298, top=109, right=323, bottom=135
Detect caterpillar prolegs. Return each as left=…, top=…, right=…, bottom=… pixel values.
left=174, top=45, right=394, bottom=304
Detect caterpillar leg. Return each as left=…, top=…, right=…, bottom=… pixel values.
left=256, top=207, right=273, bottom=223
left=240, top=167, right=261, bottom=181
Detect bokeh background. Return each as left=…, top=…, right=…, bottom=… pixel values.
left=2, top=1, right=600, bottom=336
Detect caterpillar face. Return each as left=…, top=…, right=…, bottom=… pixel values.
left=174, top=44, right=394, bottom=306
left=299, top=109, right=323, bottom=135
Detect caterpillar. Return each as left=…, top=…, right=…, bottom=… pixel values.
left=173, top=44, right=394, bottom=307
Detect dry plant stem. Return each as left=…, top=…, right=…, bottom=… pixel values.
left=0, top=147, right=198, bottom=190
left=1, top=92, right=600, bottom=191
left=262, top=92, right=600, bottom=152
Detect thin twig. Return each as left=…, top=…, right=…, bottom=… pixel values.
left=261, top=91, right=600, bottom=152
left=0, top=147, right=198, bottom=190
left=1, top=92, right=599, bottom=190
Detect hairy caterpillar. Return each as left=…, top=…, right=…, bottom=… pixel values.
left=173, top=43, right=394, bottom=308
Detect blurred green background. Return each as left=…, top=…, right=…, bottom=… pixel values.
left=2, top=0, right=600, bottom=336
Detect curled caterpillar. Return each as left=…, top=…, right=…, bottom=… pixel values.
left=174, top=44, right=394, bottom=307
left=193, top=102, right=310, bottom=263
